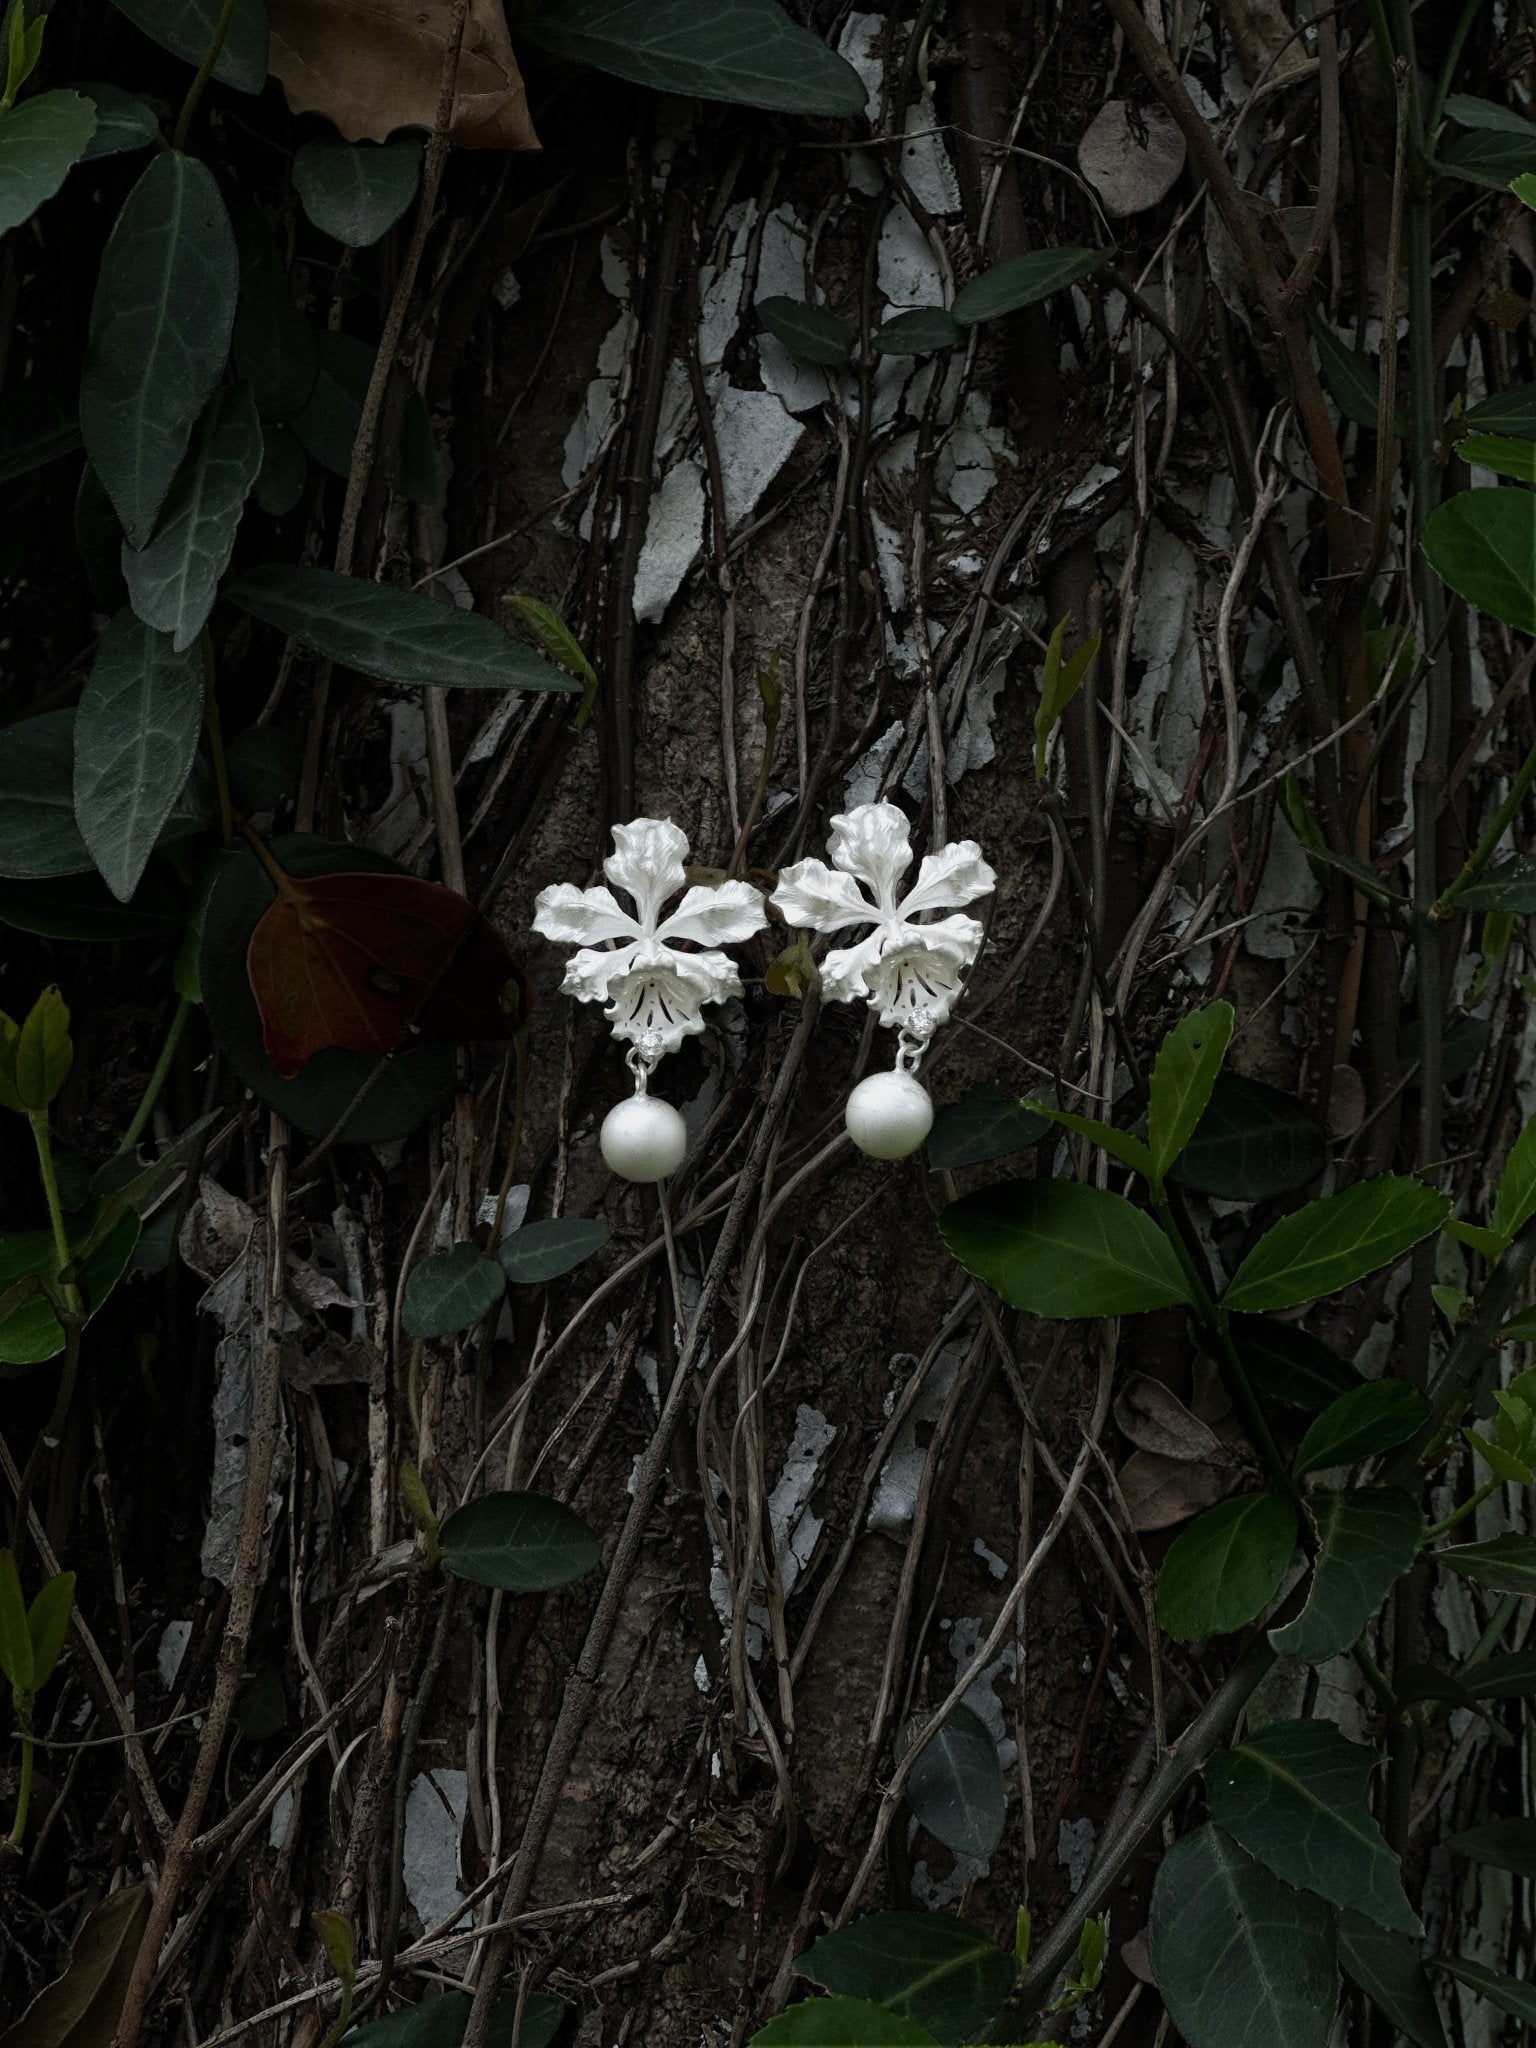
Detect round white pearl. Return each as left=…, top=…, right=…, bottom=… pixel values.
left=600, top=1094, right=688, bottom=1183
left=845, top=1069, right=934, bottom=1161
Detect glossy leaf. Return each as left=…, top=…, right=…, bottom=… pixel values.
left=1492, top=1116, right=1536, bottom=1243
left=247, top=867, right=528, bottom=1078
left=0, top=1210, right=141, bottom=1367
left=1292, top=1380, right=1429, bottom=1476
left=13, top=986, right=72, bottom=1110
left=1223, top=1175, right=1451, bottom=1314
left=1026, top=1099, right=1155, bottom=1182
left=1458, top=432, right=1536, bottom=481
left=1437, top=1956, right=1536, bottom=2025
left=0, top=89, right=97, bottom=236
left=1437, top=1532, right=1536, bottom=1594
left=1204, top=1719, right=1418, bottom=1933
left=1147, top=1001, right=1233, bottom=1185
left=504, top=595, right=595, bottom=685
left=873, top=308, right=962, bottom=355
left=293, top=135, right=422, bottom=247
left=342, top=1989, right=564, bottom=2048
left=289, top=330, right=437, bottom=504
left=0, top=1550, right=32, bottom=1692
left=756, top=296, right=853, bottom=367
left=1308, top=312, right=1384, bottom=432
left=0, top=872, right=184, bottom=943
left=122, top=383, right=263, bottom=651
left=952, top=248, right=1104, bottom=325
left=1228, top=1315, right=1364, bottom=1413
left=228, top=565, right=574, bottom=693
left=1149, top=1826, right=1338, bottom=2048
left=229, top=193, right=319, bottom=421
left=254, top=425, right=307, bottom=517
left=200, top=838, right=456, bottom=1142
left=73, top=611, right=204, bottom=901
left=80, top=152, right=239, bottom=547
left=108, top=0, right=267, bottom=91
left=926, top=1083, right=1048, bottom=1171
left=752, top=2001, right=939, bottom=2047
left=438, top=1490, right=601, bottom=1592
left=1446, top=1818, right=1536, bottom=1879
left=401, top=1244, right=506, bottom=1339
left=1442, top=126, right=1536, bottom=189
left=939, top=1179, right=1190, bottom=1318
left=73, top=80, right=159, bottom=157
left=1422, top=489, right=1536, bottom=633
left=1458, top=1649, right=1536, bottom=1698
left=1464, top=382, right=1536, bottom=434
left=1171, top=1075, right=1325, bottom=1202
left=1455, top=852, right=1536, bottom=912
left=1156, top=1493, right=1296, bottom=1641
left=900, top=1703, right=1005, bottom=1860
left=0, top=714, right=95, bottom=881
left=520, top=0, right=868, bottom=115
left=796, top=1913, right=1015, bottom=2046
left=1269, top=1489, right=1424, bottom=1664
left=1337, top=1914, right=1447, bottom=2048
left=498, top=1217, right=611, bottom=1285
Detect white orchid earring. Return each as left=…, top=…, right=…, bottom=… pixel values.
left=772, top=803, right=995, bottom=1159
left=533, top=820, right=768, bottom=1183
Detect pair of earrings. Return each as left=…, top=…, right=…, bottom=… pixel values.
left=532, top=803, right=995, bottom=1183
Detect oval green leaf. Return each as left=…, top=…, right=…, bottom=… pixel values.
left=757, top=296, right=853, bottom=367
left=1457, top=851, right=1536, bottom=911
left=108, top=0, right=268, bottom=92
left=939, top=1179, right=1190, bottom=1318
left=1147, top=1001, right=1233, bottom=1184
left=229, top=191, right=320, bottom=421
left=1228, top=1315, right=1364, bottom=1413
left=900, top=1703, right=1005, bottom=1861
left=0, top=1209, right=142, bottom=1368
left=1459, top=432, right=1536, bottom=481
left=343, top=1988, right=564, bottom=2048
left=952, top=248, right=1104, bottom=325
left=122, top=383, right=264, bottom=652
left=1292, top=1379, right=1430, bottom=1476
left=926, top=1083, right=1048, bottom=1171
left=402, top=1244, right=506, bottom=1339
left=1436, top=1955, right=1536, bottom=2025
left=438, top=1490, right=601, bottom=1593
left=1446, top=1818, right=1536, bottom=1879
left=753, top=2000, right=939, bottom=2047
left=1223, top=1174, right=1451, bottom=1314
left=498, top=1217, right=611, bottom=1285
left=796, top=1913, right=1015, bottom=2046
left=0, top=713, right=94, bottom=881
left=73, top=80, right=160, bottom=158
left=1269, top=1489, right=1424, bottom=1664
left=1422, top=489, right=1536, bottom=634
left=1465, top=381, right=1536, bottom=434
left=74, top=611, right=205, bottom=902
left=873, top=307, right=962, bottom=355
left=1156, top=1492, right=1297, bottom=1641
left=293, top=135, right=423, bottom=248
left=1171, top=1074, right=1325, bottom=1201
left=0, top=89, right=97, bottom=237
left=1437, top=1531, right=1536, bottom=1594
left=1338, top=1913, right=1447, bottom=2048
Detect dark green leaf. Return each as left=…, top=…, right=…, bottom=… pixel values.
left=343, top=1989, right=563, bottom=2048
left=0, top=1551, right=32, bottom=1692
left=401, top=1243, right=506, bottom=1338
left=1458, top=1649, right=1536, bottom=1697
left=228, top=564, right=575, bottom=692
left=1436, top=1956, right=1536, bottom=2025
left=498, top=1217, right=611, bottom=1285
left=0, top=89, right=97, bottom=236
left=900, top=1704, right=1005, bottom=1860
left=1456, top=852, right=1536, bottom=912
left=1292, top=1380, right=1429, bottom=1476
left=74, top=610, right=204, bottom=901
left=1204, top=1719, right=1418, bottom=1934
left=940, top=1179, right=1190, bottom=1318
left=1147, top=1001, right=1233, bottom=1184
left=288, top=329, right=441, bottom=503
left=1269, top=1490, right=1424, bottom=1664
left=1230, top=1315, right=1364, bottom=1412
left=122, top=382, right=263, bottom=650
left=1223, top=1175, right=1451, bottom=1313
left=254, top=424, right=307, bottom=516
left=1149, top=1826, right=1338, bottom=2048
left=752, top=2001, right=939, bottom=2047
left=1025, top=1099, right=1155, bottom=1181
left=27, top=1571, right=75, bottom=1686
left=519, top=0, right=868, bottom=115
left=225, top=727, right=301, bottom=813
left=80, top=152, right=239, bottom=546
left=0, top=713, right=95, bottom=880
left=1446, top=1819, right=1536, bottom=1878
left=0, top=871, right=184, bottom=942
left=1492, top=1116, right=1536, bottom=1243
left=73, top=80, right=160, bottom=158
left=1459, top=432, right=1536, bottom=481
left=1156, top=1493, right=1296, bottom=1641
left=200, top=836, right=455, bottom=1142
left=293, top=136, right=422, bottom=248
left=926, top=1084, right=1048, bottom=1170
left=109, top=0, right=267, bottom=93
left=0, top=1210, right=141, bottom=1368
left=1308, top=312, right=1386, bottom=432
left=1171, top=1075, right=1325, bottom=1201
left=438, top=1491, right=601, bottom=1592
left=872, top=308, right=962, bottom=355
left=796, top=1914, right=1015, bottom=2046
left=1464, top=382, right=1536, bottom=434
left=1422, top=489, right=1536, bottom=633
left=1337, top=1913, right=1447, bottom=2048
left=756, top=296, right=853, bottom=367
left=1442, top=126, right=1536, bottom=190
left=1436, top=1531, right=1536, bottom=1595
left=229, top=193, right=319, bottom=421
left=1443, top=94, right=1534, bottom=136
left=952, top=248, right=1104, bottom=325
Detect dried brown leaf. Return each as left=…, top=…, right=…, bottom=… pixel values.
left=266, top=0, right=541, bottom=149
left=1117, top=1449, right=1238, bottom=1532
left=1076, top=100, right=1185, bottom=218
left=1114, top=1374, right=1226, bottom=1463
left=0, top=1884, right=151, bottom=2048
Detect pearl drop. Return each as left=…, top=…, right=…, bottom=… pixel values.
left=845, top=1068, right=934, bottom=1161
left=600, top=1094, right=688, bottom=1183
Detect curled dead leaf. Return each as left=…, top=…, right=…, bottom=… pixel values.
left=1114, top=1374, right=1226, bottom=1463
left=1117, top=1448, right=1239, bottom=1531
left=267, top=0, right=541, bottom=148
left=1115, top=1374, right=1252, bottom=1530
left=1076, top=100, right=1185, bottom=218
left=0, top=1883, right=151, bottom=2048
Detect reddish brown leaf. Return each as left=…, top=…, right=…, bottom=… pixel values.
left=247, top=870, right=527, bottom=1078
left=267, top=0, right=541, bottom=149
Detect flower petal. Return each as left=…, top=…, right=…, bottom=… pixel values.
left=861, top=935, right=973, bottom=1031
left=819, top=931, right=886, bottom=1006
left=658, top=879, right=769, bottom=948
left=900, top=842, right=996, bottom=919
left=771, top=859, right=874, bottom=935
left=533, top=883, right=641, bottom=949
left=826, top=802, right=914, bottom=912
left=560, top=942, right=642, bottom=1007
left=603, top=819, right=691, bottom=929
left=602, top=945, right=743, bottom=1052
